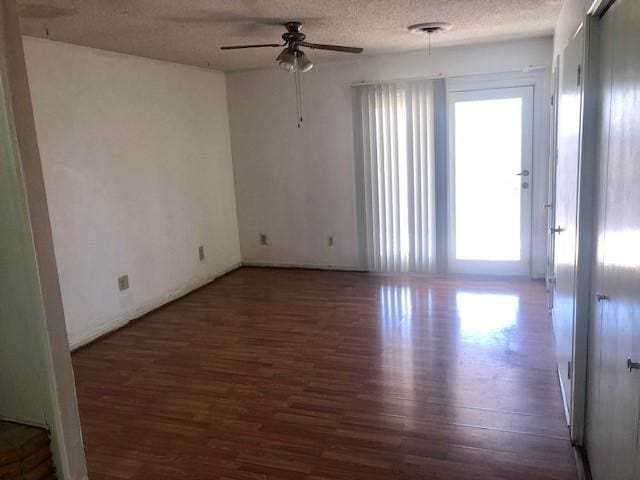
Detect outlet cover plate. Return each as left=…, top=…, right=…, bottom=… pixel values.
left=118, top=275, right=129, bottom=291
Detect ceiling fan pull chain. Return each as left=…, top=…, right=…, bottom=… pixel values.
left=295, top=67, right=303, bottom=128
left=295, top=68, right=299, bottom=127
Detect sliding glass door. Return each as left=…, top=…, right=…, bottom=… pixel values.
left=447, top=87, right=533, bottom=275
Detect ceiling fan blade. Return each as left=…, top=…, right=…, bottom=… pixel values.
left=298, top=42, right=363, bottom=54
left=220, top=43, right=283, bottom=50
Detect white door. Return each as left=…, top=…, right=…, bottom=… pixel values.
left=447, top=87, right=534, bottom=275
left=553, top=28, right=584, bottom=422
left=586, top=0, right=640, bottom=478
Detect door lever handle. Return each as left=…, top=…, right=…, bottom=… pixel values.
left=550, top=226, right=564, bottom=234
left=596, top=293, right=609, bottom=302
left=516, top=169, right=530, bottom=177
left=544, top=203, right=553, bottom=209
left=627, top=358, right=640, bottom=372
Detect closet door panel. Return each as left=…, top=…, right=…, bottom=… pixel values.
left=605, top=0, right=640, bottom=476
left=589, top=0, right=640, bottom=478
left=553, top=29, right=584, bottom=418
left=585, top=8, right=614, bottom=479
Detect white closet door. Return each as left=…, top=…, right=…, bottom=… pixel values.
left=587, top=0, right=640, bottom=478
left=585, top=6, right=615, bottom=478
left=553, top=28, right=584, bottom=420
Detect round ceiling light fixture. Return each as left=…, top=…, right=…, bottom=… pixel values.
left=408, top=22, right=451, bottom=55
left=408, top=22, right=452, bottom=35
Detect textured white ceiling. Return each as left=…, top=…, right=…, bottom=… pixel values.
left=18, top=0, right=561, bottom=71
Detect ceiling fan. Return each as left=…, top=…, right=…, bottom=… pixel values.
left=220, top=21, right=364, bottom=73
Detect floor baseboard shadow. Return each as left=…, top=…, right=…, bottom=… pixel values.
left=70, top=262, right=242, bottom=352
left=574, top=445, right=592, bottom=480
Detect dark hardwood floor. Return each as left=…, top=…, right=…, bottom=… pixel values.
left=72, top=267, right=576, bottom=479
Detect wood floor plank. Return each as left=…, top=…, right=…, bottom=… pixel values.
left=72, top=267, right=576, bottom=479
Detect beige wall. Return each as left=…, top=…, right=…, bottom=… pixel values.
left=23, top=37, right=241, bottom=348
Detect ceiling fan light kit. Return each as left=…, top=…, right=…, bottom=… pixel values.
left=295, top=51, right=314, bottom=73
left=276, top=48, right=298, bottom=72
left=276, top=48, right=314, bottom=73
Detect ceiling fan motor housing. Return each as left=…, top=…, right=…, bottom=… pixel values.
left=282, top=22, right=306, bottom=48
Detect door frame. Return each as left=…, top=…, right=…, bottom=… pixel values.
left=570, top=11, right=607, bottom=446
left=446, top=85, right=534, bottom=276
left=552, top=25, right=584, bottom=433
left=546, top=55, right=561, bottom=312
left=551, top=13, right=601, bottom=446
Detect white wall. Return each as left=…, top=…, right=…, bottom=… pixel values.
left=227, top=37, right=553, bottom=276
left=23, top=37, right=241, bottom=348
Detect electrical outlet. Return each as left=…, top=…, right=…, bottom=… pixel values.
left=260, top=233, right=268, bottom=246
left=198, top=245, right=205, bottom=261
left=328, top=235, right=334, bottom=247
left=118, top=274, right=129, bottom=291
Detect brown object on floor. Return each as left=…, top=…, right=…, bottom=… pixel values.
left=73, top=267, right=577, bottom=479
left=0, top=421, right=55, bottom=479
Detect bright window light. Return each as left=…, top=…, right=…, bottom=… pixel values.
left=454, top=97, right=523, bottom=262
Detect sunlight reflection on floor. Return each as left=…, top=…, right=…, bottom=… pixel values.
left=456, top=291, right=519, bottom=343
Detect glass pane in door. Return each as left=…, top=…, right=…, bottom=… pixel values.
left=454, top=97, right=523, bottom=261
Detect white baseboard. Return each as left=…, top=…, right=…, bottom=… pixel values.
left=557, top=366, right=571, bottom=426
left=0, top=415, right=48, bottom=429
left=69, top=262, right=241, bottom=350
left=241, top=260, right=365, bottom=272
left=243, top=260, right=546, bottom=280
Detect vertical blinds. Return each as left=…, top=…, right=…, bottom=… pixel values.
left=358, top=81, right=436, bottom=273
